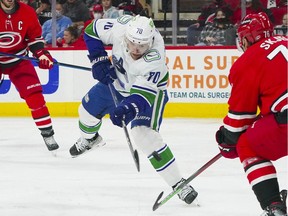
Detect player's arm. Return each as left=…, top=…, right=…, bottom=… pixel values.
left=83, top=20, right=117, bottom=84
left=215, top=66, right=258, bottom=159
left=26, top=7, right=53, bottom=69
left=84, top=16, right=133, bottom=58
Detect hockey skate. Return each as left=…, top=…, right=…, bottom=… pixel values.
left=41, top=129, right=59, bottom=152
left=262, top=190, right=287, bottom=216
left=69, top=133, right=105, bottom=157
left=173, top=178, right=198, bottom=205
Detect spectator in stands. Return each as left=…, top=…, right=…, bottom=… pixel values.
left=28, top=0, right=40, bottom=10
left=195, top=8, right=236, bottom=46
left=57, top=25, right=86, bottom=48
left=196, top=0, right=230, bottom=28
left=117, top=0, right=147, bottom=16
left=35, top=0, right=52, bottom=25
left=186, top=0, right=233, bottom=46
left=42, top=2, right=72, bottom=45
left=76, top=4, right=104, bottom=49
left=89, top=3, right=104, bottom=20
left=274, top=13, right=288, bottom=35
left=118, top=1, right=136, bottom=16
left=86, top=0, right=100, bottom=9
left=260, top=0, right=280, bottom=8
left=224, top=0, right=239, bottom=9
left=19, top=0, right=32, bottom=5
left=231, top=0, right=266, bottom=25
left=62, top=0, right=90, bottom=27
left=101, top=0, right=119, bottom=18
left=20, top=0, right=39, bottom=10
left=270, top=0, right=288, bottom=25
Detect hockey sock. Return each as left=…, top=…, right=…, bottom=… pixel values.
left=148, top=144, right=181, bottom=186
left=78, top=104, right=103, bottom=139
left=243, top=157, right=281, bottom=209
left=25, top=93, right=53, bottom=132
left=79, top=120, right=102, bottom=137
left=253, top=179, right=281, bottom=209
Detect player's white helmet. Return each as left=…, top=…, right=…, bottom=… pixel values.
left=124, top=15, right=155, bottom=58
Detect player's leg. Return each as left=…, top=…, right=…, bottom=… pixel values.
left=69, top=82, right=121, bottom=156
left=8, top=61, right=59, bottom=151
left=237, top=114, right=287, bottom=215
left=131, top=90, right=198, bottom=204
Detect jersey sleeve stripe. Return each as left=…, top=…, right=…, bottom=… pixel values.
left=224, top=123, right=249, bottom=132
left=227, top=112, right=257, bottom=120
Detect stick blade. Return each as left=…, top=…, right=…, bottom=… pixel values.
left=152, top=191, right=164, bottom=211
left=134, top=150, right=140, bottom=172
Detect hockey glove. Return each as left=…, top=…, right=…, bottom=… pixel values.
left=89, top=55, right=117, bottom=85
left=110, top=101, right=139, bottom=127
left=33, top=49, right=54, bottom=69
left=215, top=126, right=238, bottom=159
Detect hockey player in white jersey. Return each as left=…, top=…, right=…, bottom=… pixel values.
left=69, top=15, right=198, bottom=205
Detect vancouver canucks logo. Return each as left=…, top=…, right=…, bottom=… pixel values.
left=112, top=55, right=129, bottom=85
left=0, top=32, right=22, bottom=49
left=112, top=55, right=126, bottom=75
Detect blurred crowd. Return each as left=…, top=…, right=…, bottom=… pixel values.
left=20, top=0, right=150, bottom=48
left=187, top=0, right=288, bottom=46
left=19, top=0, right=287, bottom=47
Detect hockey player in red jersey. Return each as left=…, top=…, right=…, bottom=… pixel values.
left=215, top=12, right=287, bottom=216
left=0, top=0, right=59, bottom=152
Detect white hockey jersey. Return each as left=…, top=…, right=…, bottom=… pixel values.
left=85, top=15, right=169, bottom=106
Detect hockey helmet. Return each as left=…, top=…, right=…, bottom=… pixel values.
left=237, top=12, right=274, bottom=47
left=124, top=15, right=155, bottom=57
left=125, top=15, right=155, bottom=46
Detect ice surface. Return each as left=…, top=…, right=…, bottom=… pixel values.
left=0, top=117, right=287, bottom=216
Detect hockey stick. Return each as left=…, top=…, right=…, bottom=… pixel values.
left=152, top=153, right=222, bottom=211
left=0, top=51, right=91, bottom=71
left=108, top=83, right=140, bottom=172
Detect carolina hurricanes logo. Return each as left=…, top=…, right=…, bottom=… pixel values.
left=0, top=31, right=22, bottom=49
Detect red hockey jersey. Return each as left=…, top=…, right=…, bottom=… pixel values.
left=223, top=35, right=288, bottom=133
left=0, top=2, right=44, bottom=67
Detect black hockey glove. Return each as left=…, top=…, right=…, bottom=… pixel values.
left=215, top=126, right=240, bottom=159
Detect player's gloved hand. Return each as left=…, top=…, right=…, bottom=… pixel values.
left=110, top=101, right=139, bottom=127
left=215, top=126, right=238, bottom=159
left=33, top=49, right=54, bottom=69
left=89, top=55, right=117, bottom=85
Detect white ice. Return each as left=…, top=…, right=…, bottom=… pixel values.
left=0, top=117, right=287, bottom=216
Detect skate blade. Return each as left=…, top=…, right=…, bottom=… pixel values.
left=50, top=149, right=58, bottom=157
left=191, top=198, right=201, bottom=207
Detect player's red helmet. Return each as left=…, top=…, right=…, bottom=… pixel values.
left=237, top=12, right=274, bottom=47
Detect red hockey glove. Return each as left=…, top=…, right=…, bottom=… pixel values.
left=215, top=126, right=238, bottom=159
left=33, top=49, right=54, bottom=69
